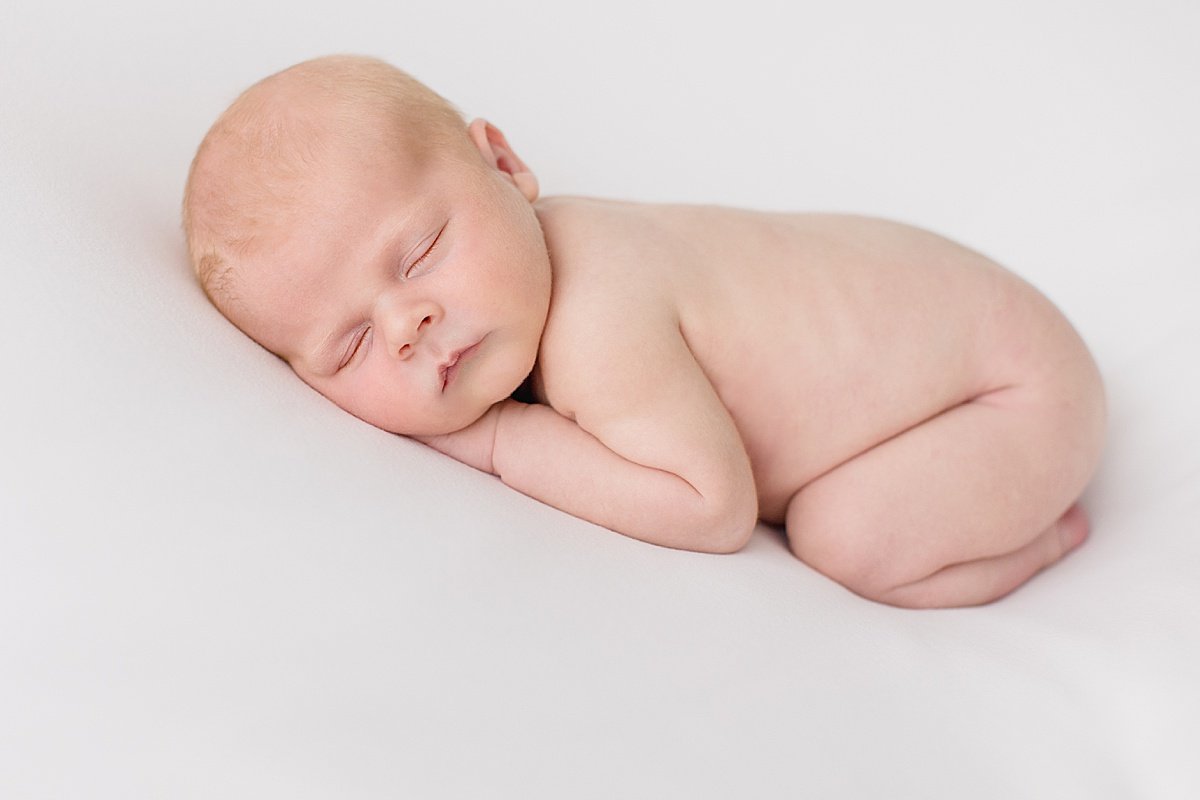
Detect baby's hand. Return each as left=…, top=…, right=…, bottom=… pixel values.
left=412, top=400, right=518, bottom=475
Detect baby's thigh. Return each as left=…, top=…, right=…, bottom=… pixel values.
left=784, top=297, right=1106, bottom=597
left=944, top=266, right=1107, bottom=497
left=986, top=278, right=1107, bottom=465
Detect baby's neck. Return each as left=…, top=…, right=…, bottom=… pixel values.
left=510, top=363, right=545, bottom=405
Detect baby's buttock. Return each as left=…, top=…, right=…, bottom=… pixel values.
left=670, top=211, right=1070, bottom=523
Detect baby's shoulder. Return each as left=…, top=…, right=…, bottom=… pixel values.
left=534, top=196, right=698, bottom=320
left=534, top=196, right=682, bottom=322
left=536, top=195, right=667, bottom=277
left=531, top=197, right=685, bottom=415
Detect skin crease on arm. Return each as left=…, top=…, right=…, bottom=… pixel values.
left=419, top=399, right=757, bottom=554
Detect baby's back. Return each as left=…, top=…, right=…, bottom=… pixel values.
left=533, top=198, right=1080, bottom=523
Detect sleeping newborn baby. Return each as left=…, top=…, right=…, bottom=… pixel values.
left=183, top=55, right=1106, bottom=608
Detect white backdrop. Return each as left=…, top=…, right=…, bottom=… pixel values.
left=3, top=1, right=1199, bottom=797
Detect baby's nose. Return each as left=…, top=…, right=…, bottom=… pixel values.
left=393, top=316, right=431, bottom=360
left=380, top=298, right=440, bottom=359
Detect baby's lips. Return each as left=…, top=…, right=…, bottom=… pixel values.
left=440, top=338, right=485, bottom=391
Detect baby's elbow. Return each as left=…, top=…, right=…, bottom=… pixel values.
left=693, top=491, right=758, bottom=554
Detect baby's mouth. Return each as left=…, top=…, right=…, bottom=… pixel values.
left=439, top=338, right=484, bottom=392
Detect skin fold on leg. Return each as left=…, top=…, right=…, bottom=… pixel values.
left=875, top=503, right=1090, bottom=608
left=785, top=381, right=1104, bottom=609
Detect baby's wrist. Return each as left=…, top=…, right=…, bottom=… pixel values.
left=490, top=401, right=511, bottom=477
left=491, top=399, right=527, bottom=478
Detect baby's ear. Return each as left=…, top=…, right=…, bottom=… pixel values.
left=467, top=118, right=539, bottom=203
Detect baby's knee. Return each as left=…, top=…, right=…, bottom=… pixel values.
left=785, top=499, right=910, bottom=602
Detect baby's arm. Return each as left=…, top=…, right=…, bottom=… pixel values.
left=418, top=323, right=758, bottom=553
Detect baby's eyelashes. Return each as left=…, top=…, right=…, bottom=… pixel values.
left=404, top=222, right=446, bottom=279
left=339, top=327, right=371, bottom=370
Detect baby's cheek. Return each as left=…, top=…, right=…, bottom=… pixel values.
left=334, top=377, right=380, bottom=418
left=297, top=370, right=366, bottom=420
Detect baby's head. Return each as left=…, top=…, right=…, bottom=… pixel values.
left=183, top=55, right=551, bottom=436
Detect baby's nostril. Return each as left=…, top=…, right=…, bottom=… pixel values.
left=420, top=315, right=432, bottom=329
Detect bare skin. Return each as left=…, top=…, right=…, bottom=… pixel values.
left=505, top=197, right=1104, bottom=608
left=196, top=62, right=1106, bottom=609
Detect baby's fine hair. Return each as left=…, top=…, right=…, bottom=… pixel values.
left=182, top=54, right=464, bottom=304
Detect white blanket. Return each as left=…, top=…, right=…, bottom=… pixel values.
left=3, top=1, right=1198, bottom=796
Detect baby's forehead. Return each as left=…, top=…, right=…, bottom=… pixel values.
left=223, top=92, right=361, bottom=173
left=202, top=102, right=389, bottom=229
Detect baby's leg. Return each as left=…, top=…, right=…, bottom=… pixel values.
left=786, top=369, right=1105, bottom=609
left=879, top=503, right=1090, bottom=607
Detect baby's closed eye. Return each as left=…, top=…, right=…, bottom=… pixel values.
left=404, top=221, right=446, bottom=279
left=340, top=327, right=371, bottom=369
